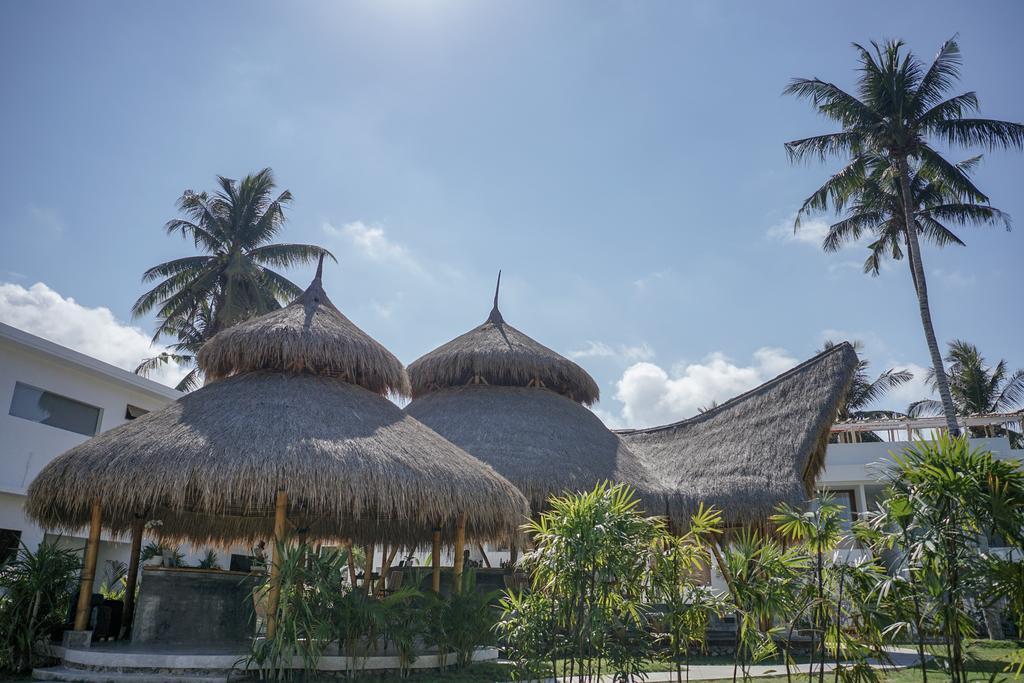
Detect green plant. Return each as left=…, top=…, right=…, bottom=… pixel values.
left=197, top=549, right=220, bottom=570
left=517, top=482, right=663, bottom=682
left=648, top=504, right=728, bottom=683
left=495, top=590, right=557, bottom=681
left=98, top=559, right=127, bottom=601
left=0, top=540, right=80, bottom=672
left=244, top=540, right=334, bottom=681
left=140, top=541, right=184, bottom=567
left=879, top=435, right=1024, bottom=683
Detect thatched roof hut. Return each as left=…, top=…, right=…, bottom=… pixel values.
left=408, top=273, right=600, bottom=405
left=407, top=274, right=857, bottom=526
left=618, top=342, right=858, bottom=528
left=405, top=277, right=662, bottom=511
left=406, top=385, right=665, bottom=512
left=26, top=262, right=528, bottom=546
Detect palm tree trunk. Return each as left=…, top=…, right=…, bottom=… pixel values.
left=894, top=156, right=960, bottom=436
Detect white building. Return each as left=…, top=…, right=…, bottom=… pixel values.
left=0, top=322, right=181, bottom=590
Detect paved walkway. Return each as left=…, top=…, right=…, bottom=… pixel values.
left=500, top=648, right=926, bottom=682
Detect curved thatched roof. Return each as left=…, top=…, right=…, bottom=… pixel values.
left=617, top=342, right=858, bottom=528
left=404, top=385, right=664, bottom=512
left=407, top=273, right=600, bottom=405
left=198, top=259, right=409, bottom=396
left=26, top=372, right=528, bottom=545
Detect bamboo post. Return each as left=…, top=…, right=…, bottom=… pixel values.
left=431, top=528, right=441, bottom=593
left=476, top=542, right=492, bottom=568
left=364, top=544, right=375, bottom=595
left=121, top=515, right=145, bottom=636
left=73, top=498, right=103, bottom=631
left=452, top=512, right=467, bottom=594
left=377, top=545, right=400, bottom=593
left=266, top=490, right=288, bottom=639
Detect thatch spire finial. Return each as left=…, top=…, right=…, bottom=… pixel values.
left=488, top=270, right=504, bottom=324
left=314, top=252, right=325, bottom=280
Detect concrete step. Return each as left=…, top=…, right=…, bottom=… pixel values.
left=32, top=666, right=228, bottom=683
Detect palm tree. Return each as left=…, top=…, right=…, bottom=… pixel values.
left=785, top=37, right=1024, bottom=435
left=822, top=341, right=912, bottom=442
left=805, top=153, right=1008, bottom=280
left=909, top=340, right=1024, bottom=444
left=132, top=168, right=334, bottom=389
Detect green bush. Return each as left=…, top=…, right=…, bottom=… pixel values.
left=0, top=540, right=80, bottom=673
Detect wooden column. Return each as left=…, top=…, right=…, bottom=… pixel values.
left=73, top=499, right=103, bottom=631
left=509, top=540, right=518, bottom=567
left=121, top=515, right=145, bottom=636
left=364, top=544, right=375, bottom=595
left=431, top=528, right=441, bottom=593
left=452, top=512, right=467, bottom=594
left=377, top=545, right=400, bottom=593
left=266, top=490, right=288, bottom=639
left=476, top=542, right=492, bottom=568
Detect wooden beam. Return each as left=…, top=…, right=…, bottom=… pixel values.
left=476, top=542, right=491, bottom=568
left=364, top=544, right=375, bottom=595
left=73, top=498, right=103, bottom=631
left=121, top=515, right=145, bottom=637
left=452, top=512, right=467, bottom=594
left=265, top=490, right=288, bottom=639
left=431, top=528, right=441, bottom=593
left=377, top=545, right=400, bottom=593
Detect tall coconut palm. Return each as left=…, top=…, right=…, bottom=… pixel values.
left=132, top=168, right=333, bottom=389
left=785, top=37, right=1024, bottom=435
left=909, top=340, right=1024, bottom=445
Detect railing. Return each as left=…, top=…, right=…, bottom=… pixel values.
left=830, top=411, right=1023, bottom=443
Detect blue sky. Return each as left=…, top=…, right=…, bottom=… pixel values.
left=1, top=1, right=1021, bottom=427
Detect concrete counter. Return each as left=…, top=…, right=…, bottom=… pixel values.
left=131, top=566, right=261, bottom=646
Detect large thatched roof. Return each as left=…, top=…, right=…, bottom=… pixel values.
left=27, top=264, right=528, bottom=545
left=407, top=273, right=600, bottom=405
left=617, top=342, right=858, bottom=527
left=197, top=259, right=409, bottom=396
left=405, top=385, right=665, bottom=513
left=27, top=373, right=527, bottom=545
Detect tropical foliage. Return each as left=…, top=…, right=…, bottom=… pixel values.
left=909, top=340, right=1024, bottom=445
left=785, top=36, right=1024, bottom=435
left=245, top=541, right=496, bottom=681
left=133, top=168, right=333, bottom=390
left=0, top=540, right=80, bottom=672
left=821, top=341, right=912, bottom=439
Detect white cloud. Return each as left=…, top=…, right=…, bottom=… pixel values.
left=767, top=214, right=829, bottom=246
left=0, top=282, right=188, bottom=388
left=632, top=270, right=670, bottom=291
left=608, top=347, right=798, bottom=428
left=570, top=341, right=655, bottom=363
left=324, top=221, right=430, bottom=279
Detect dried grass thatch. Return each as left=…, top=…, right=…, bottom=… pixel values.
left=26, top=372, right=528, bottom=546
left=617, top=342, right=858, bottom=528
left=407, top=274, right=600, bottom=405
left=405, top=385, right=664, bottom=513
left=198, top=260, right=409, bottom=396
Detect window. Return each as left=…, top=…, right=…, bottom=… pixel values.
left=0, top=529, right=21, bottom=564
left=9, top=382, right=102, bottom=436
left=125, top=404, right=148, bottom=420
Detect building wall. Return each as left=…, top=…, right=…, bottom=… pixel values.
left=0, top=328, right=180, bottom=589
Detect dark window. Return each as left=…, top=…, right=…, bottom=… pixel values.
left=9, top=382, right=101, bottom=436
left=229, top=554, right=253, bottom=572
left=125, top=404, right=148, bottom=420
left=0, top=529, right=21, bottom=564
